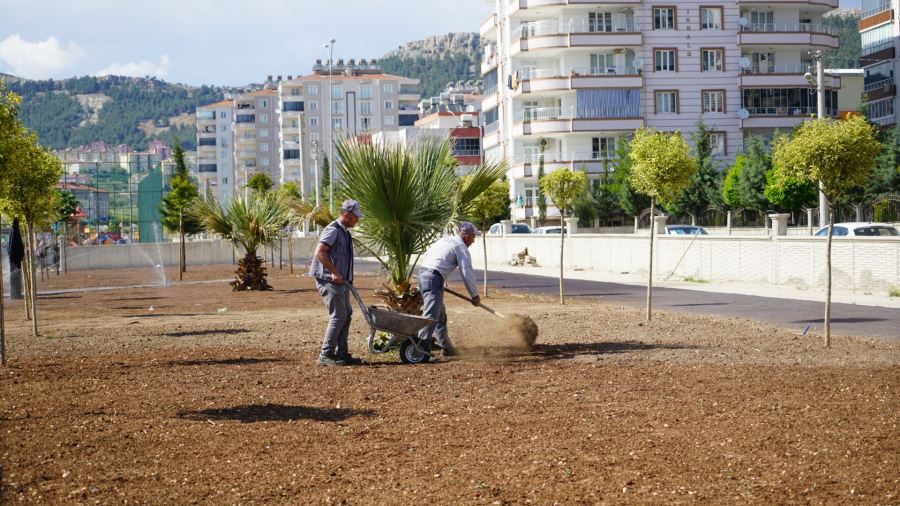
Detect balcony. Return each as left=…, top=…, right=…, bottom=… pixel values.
left=480, top=12, right=497, bottom=37
left=739, top=66, right=841, bottom=88
left=481, top=54, right=499, bottom=75
left=738, top=24, right=839, bottom=48
left=741, top=106, right=837, bottom=128
left=861, top=0, right=892, bottom=19
left=509, top=151, right=616, bottom=176
left=512, top=105, right=642, bottom=135
left=516, top=66, right=642, bottom=94
left=509, top=0, right=642, bottom=15
left=513, top=19, right=641, bottom=55
left=737, top=0, right=837, bottom=8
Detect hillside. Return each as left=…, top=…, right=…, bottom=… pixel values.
left=824, top=9, right=862, bottom=68
left=379, top=33, right=482, bottom=98
left=5, top=75, right=224, bottom=150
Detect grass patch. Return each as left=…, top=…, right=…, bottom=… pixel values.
left=683, top=276, right=710, bottom=284
left=889, top=286, right=900, bottom=298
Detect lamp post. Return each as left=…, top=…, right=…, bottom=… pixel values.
left=324, top=38, right=336, bottom=213
left=808, top=50, right=829, bottom=227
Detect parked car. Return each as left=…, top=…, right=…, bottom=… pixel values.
left=533, top=226, right=566, bottom=234
left=665, top=225, right=708, bottom=235
left=813, top=222, right=899, bottom=237
left=487, top=223, right=533, bottom=235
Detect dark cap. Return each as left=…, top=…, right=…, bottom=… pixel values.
left=340, top=199, right=363, bottom=218
left=458, top=221, right=477, bottom=236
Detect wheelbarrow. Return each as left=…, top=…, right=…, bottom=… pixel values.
left=347, top=284, right=436, bottom=364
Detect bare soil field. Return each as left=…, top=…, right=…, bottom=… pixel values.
left=1, top=264, right=898, bottom=504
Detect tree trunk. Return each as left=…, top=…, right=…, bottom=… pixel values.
left=646, top=197, right=655, bottom=322
left=178, top=214, right=185, bottom=281
left=824, top=201, right=833, bottom=348
left=22, top=223, right=32, bottom=321
left=63, top=222, right=68, bottom=274
left=288, top=233, right=294, bottom=274
left=559, top=212, right=565, bottom=305
left=231, top=251, right=271, bottom=291
left=0, top=212, right=6, bottom=366
left=482, top=229, right=489, bottom=297
left=26, top=220, right=38, bottom=336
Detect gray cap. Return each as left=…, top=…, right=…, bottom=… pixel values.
left=458, top=221, right=477, bottom=236
left=340, top=199, right=363, bottom=218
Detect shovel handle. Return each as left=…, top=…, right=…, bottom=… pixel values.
left=443, top=286, right=505, bottom=318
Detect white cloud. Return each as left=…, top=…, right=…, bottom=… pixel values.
left=96, top=54, right=170, bottom=78
left=0, top=34, right=86, bottom=78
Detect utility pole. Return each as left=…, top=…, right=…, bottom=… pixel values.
left=327, top=38, right=336, bottom=214
left=811, top=50, right=829, bottom=227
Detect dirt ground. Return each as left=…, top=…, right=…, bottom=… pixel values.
left=1, top=264, right=898, bottom=504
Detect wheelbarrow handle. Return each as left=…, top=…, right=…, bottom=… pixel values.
left=346, top=283, right=373, bottom=325
left=443, top=286, right=506, bottom=319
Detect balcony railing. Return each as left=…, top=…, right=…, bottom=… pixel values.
left=740, top=23, right=839, bottom=35
left=514, top=151, right=617, bottom=164
left=520, top=66, right=640, bottom=80
left=741, top=65, right=813, bottom=74
left=745, top=106, right=838, bottom=116
left=864, top=78, right=895, bottom=92
left=862, top=40, right=894, bottom=56
left=516, top=18, right=636, bottom=38
left=861, top=1, right=892, bottom=18
left=484, top=121, right=499, bottom=135
left=513, top=105, right=640, bottom=122
left=453, top=149, right=482, bottom=157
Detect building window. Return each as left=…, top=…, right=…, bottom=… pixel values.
left=702, top=90, right=725, bottom=113
left=384, top=100, right=394, bottom=110
left=868, top=97, right=895, bottom=119
left=221, top=137, right=228, bottom=147
left=310, top=133, right=320, bottom=143
left=654, top=49, right=677, bottom=71
left=748, top=11, right=774, bottom=30
left=259, top=143, right=269, bottom=152
left=260, top=114, right=269, bottom=123
left=331, top=85, right=342, bottom=99
left=361, top=117, right=371, bottom=131
left=654, top=7, right=675, bottom=29
left=283, top=149, right=300, bottom=160
left=360, top=101, right=372, bottom=115
left=701, top=49, right=724, bottom=71
left=333, top=118, right=343, bottom=129
left=290, top=88, right=301, bottom=96
left=700, top=7, right=722, bottom=29
left=655, top=91, right=678, bottom=113
left=261, top=158, right=270, bottom=167
left=360, top=85, right=372, bottom=99
left=592, top=137, right=616, bottom=159
left=219, top=111, right=227, bottom=119
left=307, top=84, right=319, bottom=96
left=235, top=114, right=255, bottom=123
left=383, top=83, right=394, bottom=94
left=332, top=101, right=344, bottom=115
left=199, top=137, right=216, bottom=146
left=259, top=129, right=269, bottom=137
left=384, top=115, right=394, bottom=126
left=707, top=132, right=726, bottom=156
left=259, top=100, right=268, bottom=108
left=309, top=101, right=318, bottom=112
left=588, top=12, right=613, bottom=32
left=282, top=101, right=304, bottom=112
left=309, top=117, right=319, bottom=127
left=223, top=177, right=228, bottom=184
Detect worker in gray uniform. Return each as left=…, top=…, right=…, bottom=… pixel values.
left=416, top=221, right=481, bottom=356
left=309, top=199, right=362, bottom=366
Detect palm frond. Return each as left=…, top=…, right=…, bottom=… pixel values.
left=189, top=191, right=288, bottom=255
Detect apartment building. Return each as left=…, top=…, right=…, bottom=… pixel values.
left=233, top=89, right=281, bottom=191
left=480, top=0, right=840, bottom=221
left=859, top=0, right=899, bottom=127
left=273, top=60, right=420, bottom=199
left=196, top=99, right=236, bottom=201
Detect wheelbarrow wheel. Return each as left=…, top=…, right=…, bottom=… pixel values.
left=400, top=339, right=430, bottom=365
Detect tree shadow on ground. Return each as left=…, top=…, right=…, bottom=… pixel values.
left=36, top=294, right=80, bottom=300
left=564, top=293, right=630, bottom=298
left=113, top=296, right=164, bottom=302
left=161, top=328, right=251, bottom=338
left=668, top=302, right=730, bottom=307
left=166, top=357, right=284, bottom=366
left=526, top=341, right=700, bottom=360
left=176, top=403, right=374, bottom=423
left=792, top=317, right=888, bottom=324
left=125, top=313, right=207, bottom=318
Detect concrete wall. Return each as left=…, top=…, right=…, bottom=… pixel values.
left=61, top=238, right=320, bottom=271
left=472, top=234, right=900, bottom=293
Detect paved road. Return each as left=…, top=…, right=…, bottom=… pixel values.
left=443, top=269, right=899, bottom=340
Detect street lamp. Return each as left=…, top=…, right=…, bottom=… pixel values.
left=806, top=50, right=829, bottom=227
left=324, top=38, right=336, bottom=213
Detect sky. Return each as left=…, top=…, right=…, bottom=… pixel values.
left=1, top=0, right=860, bottom=87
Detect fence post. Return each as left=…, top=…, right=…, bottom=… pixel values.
left=726, top=210, right=732, bottom=235
left=806, top=208, right=813, bottom=235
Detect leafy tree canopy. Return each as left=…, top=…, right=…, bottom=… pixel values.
left=628, top=128, right=697, bottom=205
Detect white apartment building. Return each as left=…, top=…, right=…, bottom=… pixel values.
left=233, top=89, right=281, bottom=191
left=274, top=60, right=420, bottom=199
left=480, top=0, right=840, bottom=221
left=859, top=0, right=899, bottom=127
left=195, top=99, right=235, bottom=201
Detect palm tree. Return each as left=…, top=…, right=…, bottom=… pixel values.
left=332, top=137, right=506, bottom=313
left=190, top=191, right=289, bottom=290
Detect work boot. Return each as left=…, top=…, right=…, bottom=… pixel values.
left=317, top=353, right=345, bottom=366
left=338, top=353, right=363, bottom=365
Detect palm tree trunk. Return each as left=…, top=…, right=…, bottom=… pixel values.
left=482, top=229, right=488, bottom=297
left=646, top=197, right=655, bottom=322
left=825, top=201, right=833, bottom=348
left=26, top=220, right=38, bottom=336
left=0, top=212, right=6, bottom=366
